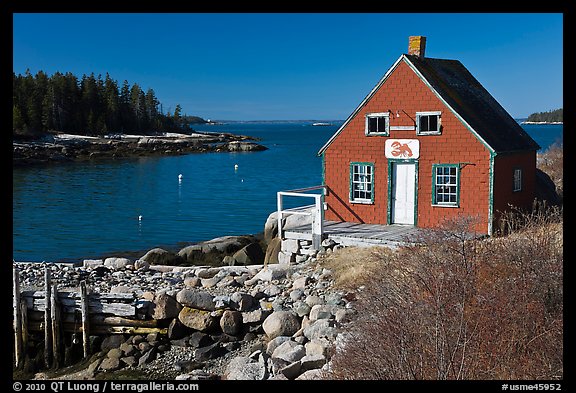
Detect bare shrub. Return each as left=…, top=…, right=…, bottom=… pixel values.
left=537, top=142, right=563, bottom=199
left=326, top=212, right=563, bottom=380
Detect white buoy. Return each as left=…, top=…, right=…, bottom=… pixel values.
left=234, top=164, right=239, bottom=171
left=138, top=215, right=142, bottom=221
left=178, top=174, right=183, bottom=183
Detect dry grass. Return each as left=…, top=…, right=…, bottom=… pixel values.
left=320, top=246, right=396, bottom=290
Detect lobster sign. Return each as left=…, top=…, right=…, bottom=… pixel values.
left=385, top=139, right=420, bottom=159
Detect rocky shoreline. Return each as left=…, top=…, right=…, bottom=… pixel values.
left=13, top=131, right=267, bottom=167
left=14, top=234, right=351, bottom=381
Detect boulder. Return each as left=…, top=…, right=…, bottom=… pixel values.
left=232, top=242, right=265, bottom=265
left=253, top=264, right=290, bottom=282
left=230, top=292, right=255, bottom=312
left=188, top=332, right=214, bottom=349
left=220, top=310, right=243, bottom=336
left=152, top=293, right=182, bottom=320
left=271, top=340, right=306, bottom=363
left=178, top=307, right=217, bottom=332
left=194, top=342, right=222, bottom=361
left=104, top=257, right=131, bottom=270
left=264, top=212, right=279, bottom=244
left=176, top=289, right=215, bottom=311
left=302, top=319, right=338, bottom=340
left=140, top=248, right=184, bottom=266
left=83, top=259, right=104, bottom=269
left=262, top=311, right=301, bottom=339
left=168, top=318, right=191, bottom=340
left=224, top=356, right=267, bottom=380
left=264, top=237, right=282, bottom=265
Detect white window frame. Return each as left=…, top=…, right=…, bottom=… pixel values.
left=513, top=168, right=522, bottom=192
left=350, top=162, right=374, bottom=204
left=416, top=111, right=442, bottom=135
left=432, top=164, right=460, bottom=206
left=365, top=112, right=390, bottom=136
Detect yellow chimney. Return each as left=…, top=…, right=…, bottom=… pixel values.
left=408, top=36, right=426, bottom=58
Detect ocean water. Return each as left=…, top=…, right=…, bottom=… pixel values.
left=12, top=121, right=562, bottom=263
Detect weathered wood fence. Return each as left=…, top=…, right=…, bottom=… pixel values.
left=12, top=266, right=164, bottom=370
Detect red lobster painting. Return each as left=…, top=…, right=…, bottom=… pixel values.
left=390, top=141, right=413, bottom=158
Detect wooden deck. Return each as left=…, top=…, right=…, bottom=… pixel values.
left=284, top=220, right=427, bottom=248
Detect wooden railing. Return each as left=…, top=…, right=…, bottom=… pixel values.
left=277, top=185, right=327, bottom=250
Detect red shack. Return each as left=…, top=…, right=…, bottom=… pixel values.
left=318, top=36, right=540, bottom=235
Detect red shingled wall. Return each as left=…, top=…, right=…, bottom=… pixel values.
left=491, top=151, right=537, bottom=228
left=323, top=59, right=495, bottom=233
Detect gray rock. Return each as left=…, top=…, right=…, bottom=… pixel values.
left=302, top=319, right=338, bottom=340
left=280, top=361, right=302, bottom=379
left=176, top=289, right=215, bottom=311
left=292, top=276, right=308, bottom=290
left=232, top=242, right=265, bottom=265
left=200, top=276, right=221, bottom=288
left=266, top=336, right=292, bottom=355
left=120, top=356, right=137, bottom=367
left=300, top=354, right=326, bottom=372
left=195, top=267, right=221, bottom=279
left=104, top=257, right=131, bottom=270
left=262, top=311, right=301, bottom=339
left=242, top=309, right=271, bottom=324
left=281, top=239, right=300, bottom=254
left=83, top=259, right=104, bottom=269
left=224, top=356, right=267, bottom=380
left=304, top=295, right=324, bottom=308
left=119, top=342, right=136, bottom=357
left=134, top=259, right=150, bottom=271
left=194, top=342, right=222, bottom=361
left=213, top=295, right=231, bottom=309
left=152, top=293, right=182, bottom=320
left=188, top=332, right=213, bottom=348
left=289, top=288, right=304, bottom=301
left=309, top=304, right=338, bottom=321
left=230, top=292, right=255, bottom=311
left=220, top=310, right=242, bottom=336
left=271, top=340, right=306, bottom=363
left=107, top=348, right=123, bottom=359
left=264, top=237, right=282, bottom=265
left=110, top=285, right=132, bottom=294
left=264, top=211, right=279, bottom=245
left=253, top=264, right=290, bottom=282
left=295, top=368, right=326, bottom=380
left=292, top=301, right=311, bottom=318
left=138, top=348, right=157, bottom=366
left=278, top=251, right=295, bottom=265
left=305, top=338, right=330, bottom=357
left=183, top=276, right=200, bottom=288
left=168, top=318, right=190, bottom=340
left=99, top=357, right=121, bottom=371
left=101, top=335, right=125, bottom=351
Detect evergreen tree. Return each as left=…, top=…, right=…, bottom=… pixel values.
left=12, top=69, right=206, bottom=139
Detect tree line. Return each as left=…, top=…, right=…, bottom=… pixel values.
left=13, top=70, right=206, bottom=140
left=526, top=108, right=563, bottom=123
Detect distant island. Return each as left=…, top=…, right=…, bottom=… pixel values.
left=13, top=70, right=208, bottom=141
left=522, top=108, right=563, bottom=124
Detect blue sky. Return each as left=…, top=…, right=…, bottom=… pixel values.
left=13, top=13, right=563, bottom=120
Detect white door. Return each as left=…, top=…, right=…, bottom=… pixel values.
left=391, top=162, right=416, bottom=225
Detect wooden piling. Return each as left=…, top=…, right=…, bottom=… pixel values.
left=13, top=267, right=23, bottom=369
left=50, top=283, right=60, bottom=368
left=44, top=268, right=52, bottom=368
left=80, top=281, right=90, bottom=358
left=20, top=299, right=28, bottom=363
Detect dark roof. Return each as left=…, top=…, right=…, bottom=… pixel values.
left=405, top=54, right=540, bottom=153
